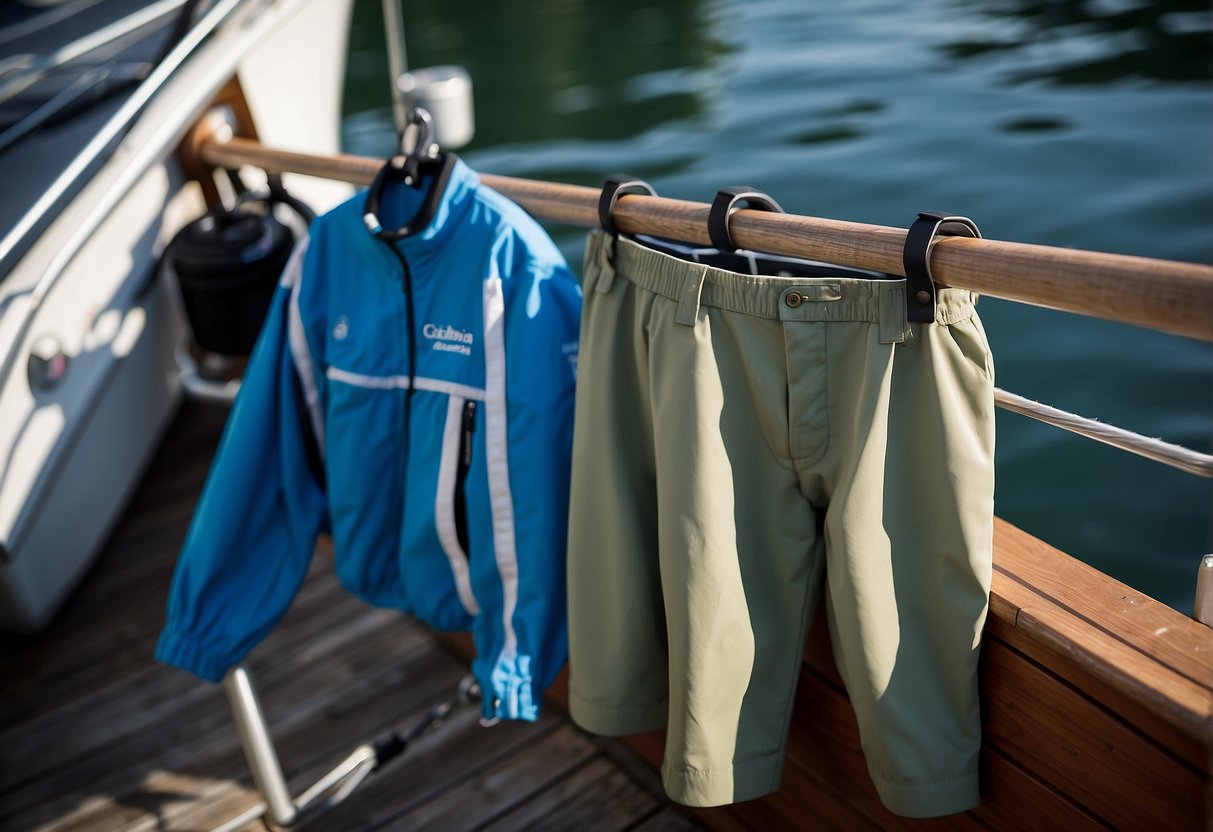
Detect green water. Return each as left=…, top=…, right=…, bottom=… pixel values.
left=342, top=0, right=1213, bottom=613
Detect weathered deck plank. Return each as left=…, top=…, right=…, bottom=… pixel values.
left=5, top=582, right=445, bottom=831
left=377, top=725, right=604, bottom=830
left=475, top=753, right=663, bottom=832
left=0, top=573, right=366, bottom=800
left=0, top=402, right=692, bottom=832
left=631, top=807, right=703, bottom=832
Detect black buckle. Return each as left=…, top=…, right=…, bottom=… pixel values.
left=598, top=174, right=657, bottom=236
left=902, top=210, right=981, bottom=323
left=708, top=186, right=784, bottom=252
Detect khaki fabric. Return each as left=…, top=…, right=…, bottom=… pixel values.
left=566, top=232, right=994, bottom=818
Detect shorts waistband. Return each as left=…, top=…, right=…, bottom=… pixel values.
left=587, top=231, right=976, bottom=335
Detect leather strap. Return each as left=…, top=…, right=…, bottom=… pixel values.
left=598, top=174, right=656, bottom=236
left=902, top=210, right=981, bottom=323
left=708, top=186, right=784, bottom=252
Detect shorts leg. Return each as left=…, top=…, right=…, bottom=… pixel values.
left=648, top=297, right=822, bottom=808
left=567, top=248, right=669, bottom=734
left=819, top=307, right=994, bottom=818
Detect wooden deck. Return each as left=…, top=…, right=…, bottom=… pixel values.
left=0, top=401, right=699, bottom=832
left=3, top=399, right=1211, bottom=831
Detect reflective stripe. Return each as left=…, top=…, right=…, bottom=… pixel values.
left=435, top=396, right=480, bottom=616
left=416, top=377, right=486, bottom=400
left=325, top=367, right=485, bottom=401
left=482, top=274, right=520, bottom=669
left=284, top=238, right=325, bottom=457
left=326, top=367, right=408, bottom=389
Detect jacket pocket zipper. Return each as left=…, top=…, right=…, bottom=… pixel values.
left=454, top=400, right=476, bottom=556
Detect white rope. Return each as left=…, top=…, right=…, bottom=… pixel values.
left=994, top=387, right=1213, bottom=479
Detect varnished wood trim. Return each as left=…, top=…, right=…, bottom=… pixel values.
left=195, top=136, right=1213, bottom=343
left=989, top=518, right=1213, bottom=756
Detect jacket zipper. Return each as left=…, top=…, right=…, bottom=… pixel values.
left=376, top=239, right=417, bottom=462
left=454, top=400, right=476, bottom=556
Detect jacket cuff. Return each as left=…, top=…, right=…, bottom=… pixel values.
left=485, top=652, right=540, bottom=722
left=154, top=629, right=239, bottom=683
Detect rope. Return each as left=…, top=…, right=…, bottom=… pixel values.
left=994, top=387, right=1213, bottom=479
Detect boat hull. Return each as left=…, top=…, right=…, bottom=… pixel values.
left=0, top=0, right=354, bottom=632
left=0, top=243, right=184, bottom=632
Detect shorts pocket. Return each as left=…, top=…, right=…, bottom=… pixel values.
left=944, top=313, right=994, bottom=383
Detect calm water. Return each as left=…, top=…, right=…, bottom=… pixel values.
left=342, top=0, right=1213, bottom=613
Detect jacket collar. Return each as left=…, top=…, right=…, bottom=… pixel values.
left=372, top=156, right=478, bottom=248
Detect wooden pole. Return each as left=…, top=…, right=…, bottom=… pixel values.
left=199, top=135, right=1213, bottom=343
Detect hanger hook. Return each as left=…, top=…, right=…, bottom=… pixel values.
left=400, top=106, right=438, bottom=160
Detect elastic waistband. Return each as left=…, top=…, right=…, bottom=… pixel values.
left=587, top=231, right=976, bottom=330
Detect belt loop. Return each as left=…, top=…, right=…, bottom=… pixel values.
left=594, top=233, right=616, bottom=294
left=675, top=264, right=708, bottom=326
left=879, top=283, right=911, bottom=344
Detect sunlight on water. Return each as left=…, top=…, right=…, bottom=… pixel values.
left=343, top=0, right=1213, bottom=612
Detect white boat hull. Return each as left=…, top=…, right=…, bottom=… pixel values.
left=0, top=0, right=354, bottom=631
left=0, top=223, right=185, bottom=631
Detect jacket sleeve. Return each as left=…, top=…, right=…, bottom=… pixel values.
left=155, top=241, right=328, bottom=682
left=474, top=249, right=581, bottom=721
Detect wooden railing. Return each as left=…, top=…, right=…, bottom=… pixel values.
left=194, top=133, right=1213, bottom=344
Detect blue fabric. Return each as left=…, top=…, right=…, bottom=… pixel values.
left=156, top=159, right=581, bottom=721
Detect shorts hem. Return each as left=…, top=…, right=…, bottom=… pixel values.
left=662, top=748, right=785, bottom=807
left=568, top=691, right=667, bottom=736
left=870, top=768, right=980, bottom=818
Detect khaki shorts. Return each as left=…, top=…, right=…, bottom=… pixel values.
left=566, top=232, right=994, bottom=818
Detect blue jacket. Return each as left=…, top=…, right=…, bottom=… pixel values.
left=157, top=159, right=581, bottom=721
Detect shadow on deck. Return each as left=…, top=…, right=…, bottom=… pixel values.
left=4, top=399, right=1210, bottom=831
left=0, top=402, right=697, bottom=832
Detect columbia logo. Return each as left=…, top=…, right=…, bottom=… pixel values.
left=423, top=323, right=473, bottom=356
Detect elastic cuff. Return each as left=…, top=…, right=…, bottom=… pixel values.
left=870, top=768, right=980, bottom=818
left=154, top=630, right=237, bottom=683
left=485, top=652, right=540, bottom=722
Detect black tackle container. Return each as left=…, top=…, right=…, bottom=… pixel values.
left=168, top=202, right=294, bottom=356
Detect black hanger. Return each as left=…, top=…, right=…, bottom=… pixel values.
left=363, top=107, right=456, bottom=241
left=902, top=211, right=981, bottom=322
